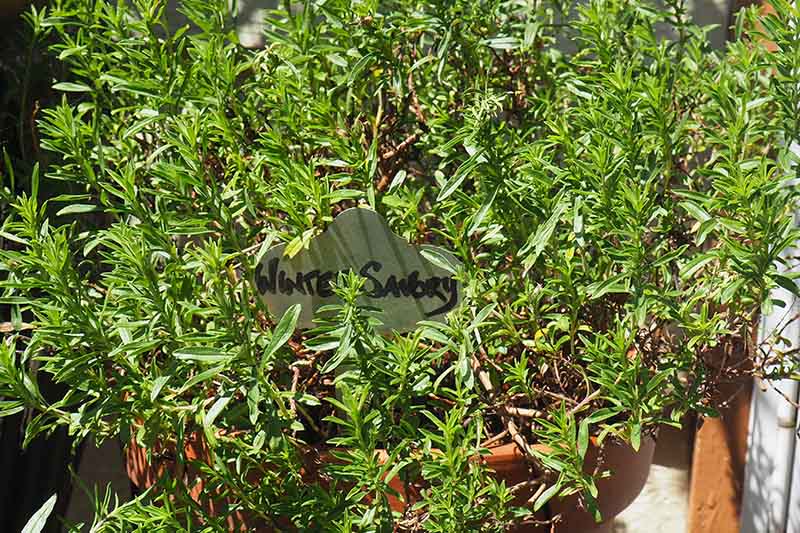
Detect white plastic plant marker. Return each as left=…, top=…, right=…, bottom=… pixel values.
left=255, top=208, right=462, bottom=331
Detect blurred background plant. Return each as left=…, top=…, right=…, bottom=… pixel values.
left=0, top=2, right=79, bottom=531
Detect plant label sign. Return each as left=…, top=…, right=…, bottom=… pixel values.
left=255, top=208, right=462, bottom=331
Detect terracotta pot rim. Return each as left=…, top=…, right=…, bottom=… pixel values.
left=128, top=426, right=652, bottom=481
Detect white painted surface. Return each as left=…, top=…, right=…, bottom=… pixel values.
left=742, top=379, right=799, bottom=533
left=742, top=256, right=800, bottom=533
left=786, top=397, right=800, bottom=533
left=781, top=149, right=800, bottom=533
left=742, top=139, right=800, bottom=532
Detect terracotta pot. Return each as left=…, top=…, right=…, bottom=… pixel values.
left=482, top=438, right=654, bottom=532
left=127, top=432, right=654, bottom=532
left=126, top=432, right=257, bottom=531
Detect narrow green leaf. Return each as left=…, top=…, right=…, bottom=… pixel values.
left=420, top=247, right=460, bottom=275
left=22, top=494, right=57, bottom=533
left=174, top=347, right=232, bottom=363
left=469, top=303, right=496, bottom=332
left=680, top=200, right=711, bottom=222
left=248, top=384, right=262, bottom=425
left=521, top=195, right=570, bottom=272
left=387, top=169, right=407, bottom=192
left=651, top=245, right=689, bottom=268
left=578, top=418, right=589, bottom=459
left=630, top=422, right=641, bottom=452
left=326, top=53, right=348, bottom=67
left=587, top=274, right=628, bottom=300
left=0, top=297, right=30, bottom=304
left=0, top=401, right=25, bottom=418
left=178, top=365, right=225, bottom=394
left=30, top=163, right=38, bottom=200
left=483, top=36, right=519, bottom=50
left=468, top=183, right=499, bottom=236
left=695, top=218, right=718, bottom=246
left=261, top=304, right=301, bottom=369
left=680, top=255, right=715, bottom=279
left=49, top=193, right=92, bottom=202
left=573, top=197, right=584, bottom=245
left=720, top=278, right=746, bottom=303
left=53, top=81, right=92, bottom=92
left=320, top=324, right=352, bottom=374
left=436, top=28, right=452, bottom=81
left=3, top=148, right=15, bottom=191
left=56, top=204, right=99, bottom=216
left=587, top=493, right=602, bottom=522
left=437, top=148, right=484, bottom=201
left=122, top=115, right=162, bottom=140
left=346, top=53, right=375, bottom=86
left=253, top=430, right=266, bottom=450
left=586, top=407, right=622, bottom=424
left=719, top=217, right=746, bottom=234
left=204, top=395, right=232, bottom=428
left=284, top=236, right=304, bottom=259
left=772, top=274, right=800, bottom=297
left=533, top=481, right=561, bottom=512
left=150, top=376, right=170, bottom=402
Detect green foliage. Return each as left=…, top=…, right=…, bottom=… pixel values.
left=1, top=0, right=800, bottom=530
left=21, top=493, right=57, bottom=533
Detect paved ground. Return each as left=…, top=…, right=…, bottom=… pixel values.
left=614, top=424, right=694, bottom=533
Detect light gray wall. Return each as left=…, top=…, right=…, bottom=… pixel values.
left=166, top=0, right=734, bottom=51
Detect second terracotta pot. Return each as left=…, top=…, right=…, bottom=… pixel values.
left=487, top=438, right=655, bottom=532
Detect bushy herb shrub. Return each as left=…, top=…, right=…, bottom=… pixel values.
left=2, top=0, right=800, bottom=530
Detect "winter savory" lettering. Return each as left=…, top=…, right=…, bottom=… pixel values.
left=255, top=258, right=459, bottom=317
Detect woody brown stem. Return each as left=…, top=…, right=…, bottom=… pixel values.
left=381, top=132, right=420, bottom=162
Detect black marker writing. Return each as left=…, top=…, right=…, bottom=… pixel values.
left=255, top=257, right=459, bottom=316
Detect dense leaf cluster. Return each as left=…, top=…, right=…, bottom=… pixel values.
left=1, top=0, right=800, bottom=530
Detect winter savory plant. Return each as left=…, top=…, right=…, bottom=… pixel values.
left=2, top=0, right=800, bottom=530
